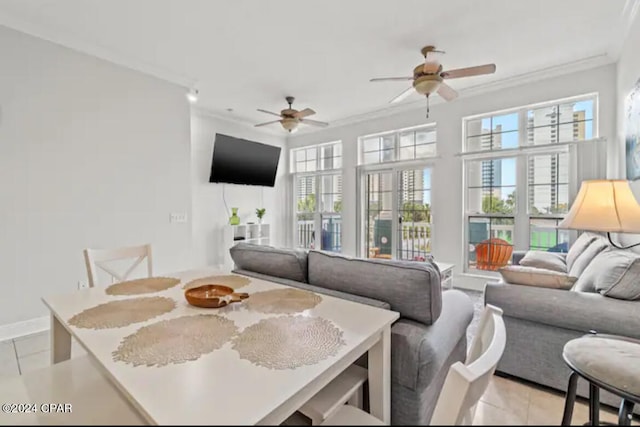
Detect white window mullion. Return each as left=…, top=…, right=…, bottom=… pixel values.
left=514, top=155, right=529, bottom=252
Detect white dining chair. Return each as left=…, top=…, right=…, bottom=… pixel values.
left=0, top=355, right=146, bottom=425
left=319, top=305, right=506, bottom=426
left=83, top=244, right=153, bottom=287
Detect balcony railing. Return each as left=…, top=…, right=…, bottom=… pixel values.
left=297, top=217, right=342, bottom=252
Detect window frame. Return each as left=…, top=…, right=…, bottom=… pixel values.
left=291, top=141, right=343, bottom=252
left=462, top=93, right=597, bottom=273
left=358, top=123, right=438, bottom=166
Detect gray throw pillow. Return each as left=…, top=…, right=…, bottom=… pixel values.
left=578, top=250, right=640, bottom=300
left=566, top=232, right=600, bottom=271
left=519, top=251, right=567, bottom=273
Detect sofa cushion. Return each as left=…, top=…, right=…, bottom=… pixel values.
left=499, top=265, right=577, bottom=289
left=484, top=282, right=640, bottom=338
left=568, top=237, right=609, bottom=280
left=307, top=250, right=442, bottom=325
left=230, top=243, right=308, bottom=283
left=232, top=269, right=391, bottom=310
left=566, top=232, right=600, bottom=271
left=519, top=251, right=567, bottom=273
left=575, top=250, right=640, bottom=300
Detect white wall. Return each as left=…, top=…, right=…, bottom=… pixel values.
left=615, top=11, right=640, bottom=246
left=0, top=25, right=192, bottom=327
left=190, top=111, right=288, bottom=268
left=288, top=64, right=616, bottom=288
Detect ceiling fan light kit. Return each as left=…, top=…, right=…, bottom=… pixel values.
left=254, top=96, right=329, bottom=132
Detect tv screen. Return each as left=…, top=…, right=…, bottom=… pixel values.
left=209, top=134, right=281, bottom=187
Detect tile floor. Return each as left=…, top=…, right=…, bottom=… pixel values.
left=0, top=332, right=637, bottom=426
left=0, top=331, right=86, bottom=379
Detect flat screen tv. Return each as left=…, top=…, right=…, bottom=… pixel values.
left=209, top=134, right=281, bottom=187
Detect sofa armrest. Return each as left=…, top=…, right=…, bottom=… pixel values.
left=391, top=290, right=473, bottom=390
left=511, top=250, right=528, bottom=265
left=485, top=282, right=640, bottom=339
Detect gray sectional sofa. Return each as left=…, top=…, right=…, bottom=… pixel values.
left=229, top=243, right=474, bottom=425
left=485, top=232, right=640, bottom=410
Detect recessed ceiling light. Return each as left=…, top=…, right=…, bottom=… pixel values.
left=186, top=88, right=199, bottom=103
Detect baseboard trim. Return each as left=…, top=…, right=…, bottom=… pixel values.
left=0, top=316, right=49, bottom=341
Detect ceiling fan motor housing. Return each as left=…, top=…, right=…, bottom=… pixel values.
left=413, top=74, right=443, bottom=96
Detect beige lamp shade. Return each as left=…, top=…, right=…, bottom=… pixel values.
left=558, top=180, right=640, bottom=232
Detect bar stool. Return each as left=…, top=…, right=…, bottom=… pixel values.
left=561, top=333, right=640, bottom=426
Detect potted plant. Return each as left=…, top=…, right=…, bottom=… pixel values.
left=256, top=208, right=266, bottom=224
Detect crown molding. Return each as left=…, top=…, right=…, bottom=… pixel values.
left=299, top=53, right=615, bottom=133
left=0, top=12, right=196, bottom=89
left=608, top=0, right=640, bottom=60
left=190, top=106, right=287, bottom=139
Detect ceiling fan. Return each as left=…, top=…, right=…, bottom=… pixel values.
left=370, top=45, right=496, bottom=117
left=255, top=96, right=329, bottom=133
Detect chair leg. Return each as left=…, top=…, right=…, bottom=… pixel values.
left=562, top=372, right=579, bottom=426
left=618, top=399, right=634, bottom=426
left=347, top=385, right=364, bottom=409
left=589, top=383, right=600, bottom=426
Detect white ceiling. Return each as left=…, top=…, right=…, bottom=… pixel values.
left=0, top=0, right=630, bottom=129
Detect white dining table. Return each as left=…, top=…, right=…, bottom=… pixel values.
left=42, top=268, right=399, bottom=425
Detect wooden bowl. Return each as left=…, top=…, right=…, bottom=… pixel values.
left=184, top=284, right=249, bottom=308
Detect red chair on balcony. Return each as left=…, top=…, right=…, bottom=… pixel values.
left=475, top=238, right=513, bottom=271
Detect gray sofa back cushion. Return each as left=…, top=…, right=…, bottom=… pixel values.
left=233, top=269, right=391, bottom=310
left=566, top=232, right=600, bottom=271
left=307, top=250, right=442, bottom=325
left=230, top=243, right=308, bottom=283
left=581, top=250, right=640, bottom=300
left=568, top=237, right=609, bottom=282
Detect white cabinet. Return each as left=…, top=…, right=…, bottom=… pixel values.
left=224, top=223, right=270, bottom=271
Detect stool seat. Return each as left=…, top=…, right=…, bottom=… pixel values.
left=563, top=337, right=640, bottom=400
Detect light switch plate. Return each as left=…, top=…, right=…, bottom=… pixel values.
left=170, top=212, right=188, bottom=223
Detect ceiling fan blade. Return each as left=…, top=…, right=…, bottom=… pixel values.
left=299, top=118, right=329, bottom=128
left=257, top=108, right=282, bottom=118
left=254, top=120, right=281, bottom=127
left=389, top=86, right=415, bottom=104
left=370, top=77, right=413, bottom=82
left=437, top=82, right=459, bottom=101
left=294, top=108, right=316, bottom=118
left=441, top=64, right=496, bottom=79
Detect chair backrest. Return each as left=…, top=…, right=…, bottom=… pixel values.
left=430, top=305, right=506, bottom=425
left=83, top=244, right=153, bottom=287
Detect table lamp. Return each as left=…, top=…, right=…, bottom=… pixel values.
left=558, top=179, right=640, bottom=249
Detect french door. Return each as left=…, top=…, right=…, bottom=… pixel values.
left=294, top=173, right=342, bottom=252
left=360, top=165, right=432, bottom=260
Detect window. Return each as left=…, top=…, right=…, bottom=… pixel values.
left=463, top=95, right=596, bottom=271
left=291, top=142, right=342, bottom=252
left=360, top=125, right=436, bottom=165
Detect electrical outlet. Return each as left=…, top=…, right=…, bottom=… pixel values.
left=77, top=280, right=89, bottom=290
left=170, top=212, right=188, bottom=223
